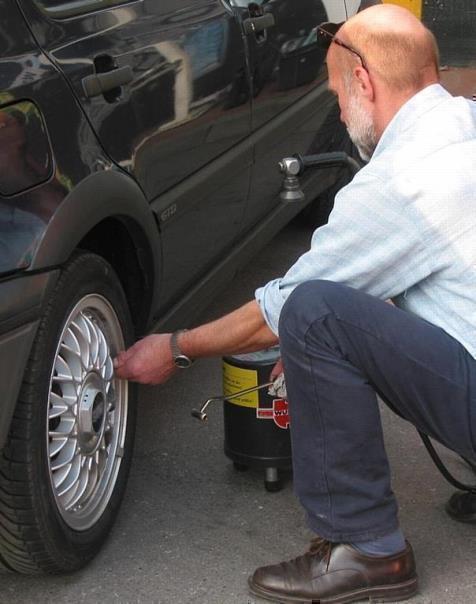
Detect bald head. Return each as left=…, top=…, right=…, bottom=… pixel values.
left=325, top=4, right=441, bottom=159
left=336, top=3, right=439, bottom=93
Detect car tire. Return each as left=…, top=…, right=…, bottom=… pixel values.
left=0, top=252, right=136, bottom=574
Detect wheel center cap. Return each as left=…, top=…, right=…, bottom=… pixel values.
left=78, top=373, right=106, bottom=454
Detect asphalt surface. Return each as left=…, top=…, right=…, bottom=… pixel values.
left=2, top=219, right=476, bottom=604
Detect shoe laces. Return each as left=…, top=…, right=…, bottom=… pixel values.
left=308, top=537, right=333, bottom=572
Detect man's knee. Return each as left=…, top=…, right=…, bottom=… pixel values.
left=279, top=280, right=345, bottom=338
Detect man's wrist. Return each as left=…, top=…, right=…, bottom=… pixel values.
left=170, top=329, right=194, bottom=369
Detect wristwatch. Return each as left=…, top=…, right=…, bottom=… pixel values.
left=170, top=329, right=194, bottom=369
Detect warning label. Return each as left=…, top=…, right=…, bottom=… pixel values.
left=222, top=362, right=258, bottom=408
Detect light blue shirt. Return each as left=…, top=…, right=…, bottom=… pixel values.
left=256, top=84, right=476, bottom=358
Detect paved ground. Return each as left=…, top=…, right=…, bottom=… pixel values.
left=1, top=220, right=476, bottom=603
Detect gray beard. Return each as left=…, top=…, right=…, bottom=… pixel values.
left=346, top=94, right=378, bottom=162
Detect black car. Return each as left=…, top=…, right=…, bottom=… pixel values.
left=0, top=0, right=370, bottom=574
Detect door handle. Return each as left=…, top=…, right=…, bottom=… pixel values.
left=243, top=13, right=275, bottom=35
left=82, top=65, right=133, bottom=99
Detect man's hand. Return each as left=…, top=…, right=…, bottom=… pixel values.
left=113, top=300, right=277, bottom=386
left=113, top=333, right=177, bottom=385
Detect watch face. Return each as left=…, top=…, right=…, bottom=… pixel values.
left=174, top=354, right=192, bottom=369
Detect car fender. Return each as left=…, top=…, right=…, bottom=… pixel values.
left=32, top=169, right=158, bottom=267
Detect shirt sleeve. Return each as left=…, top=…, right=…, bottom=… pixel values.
left=255, top=169, right=434, bottom=335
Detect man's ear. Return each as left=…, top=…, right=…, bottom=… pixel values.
left=353, top=65, right=374, bottom=101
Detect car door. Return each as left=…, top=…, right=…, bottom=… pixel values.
left=229, top=0, right=367, bottom=230
left=19, top=0, right=253, bottom=308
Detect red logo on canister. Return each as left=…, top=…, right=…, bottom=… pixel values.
left=272, top=399, right=290, bottom=429
left=256, top=399, right=290, bottom=429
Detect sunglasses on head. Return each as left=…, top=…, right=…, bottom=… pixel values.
left=316, top=21, right=368, bottom=72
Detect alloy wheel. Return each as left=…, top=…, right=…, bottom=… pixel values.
left=47, top=294, right=128, bottom=531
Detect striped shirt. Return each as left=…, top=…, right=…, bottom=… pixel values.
left=256, top=84, right=476, bottom=358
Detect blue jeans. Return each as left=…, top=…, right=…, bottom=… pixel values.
left=279, top=280, right=476, bottom=542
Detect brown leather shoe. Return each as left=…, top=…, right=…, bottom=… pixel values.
left=248, top=537, right=418, bottom=603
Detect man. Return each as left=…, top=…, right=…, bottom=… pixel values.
left=114, top=4, right=476, bottom=602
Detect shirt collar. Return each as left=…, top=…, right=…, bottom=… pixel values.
left=372, top=83, right=452, bottom=158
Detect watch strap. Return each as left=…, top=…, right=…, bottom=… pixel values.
left=170, top=329, right=194, bottom=367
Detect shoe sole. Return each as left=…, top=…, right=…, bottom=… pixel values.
left=248, top=575, right=418, bottom=604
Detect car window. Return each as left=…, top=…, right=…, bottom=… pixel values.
left=34, top=0, right=132, bottom=19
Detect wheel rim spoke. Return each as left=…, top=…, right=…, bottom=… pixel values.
left=49, top=437, right=68, bottom=457
left=65, top=457, right=91, bottom=510
left=57, top=454, right=82, bottom=497
left=54, top=355, right=74, bottom=381
left=53, top=463, right=72, bottom=490
left=97, top=329, right=108, bottom=369
left=50, top=390, right=76, bottom=408
left=71, top=316, right=91, bottom=370
left=49, top=417, right=75, bottom=438
left=49, top=401, right=69, bottom=419
left=80, top=458, right=99, bottom=505
left=84, top=315, right=100, bottom=368
left=50, top=440, right=76, bottom=471
left=103, top=356, right=114, bottom=382
left=63, top=326, right=81, bottom=356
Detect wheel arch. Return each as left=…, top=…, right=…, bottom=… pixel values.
left=32, top=169, right=161, bottom=334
